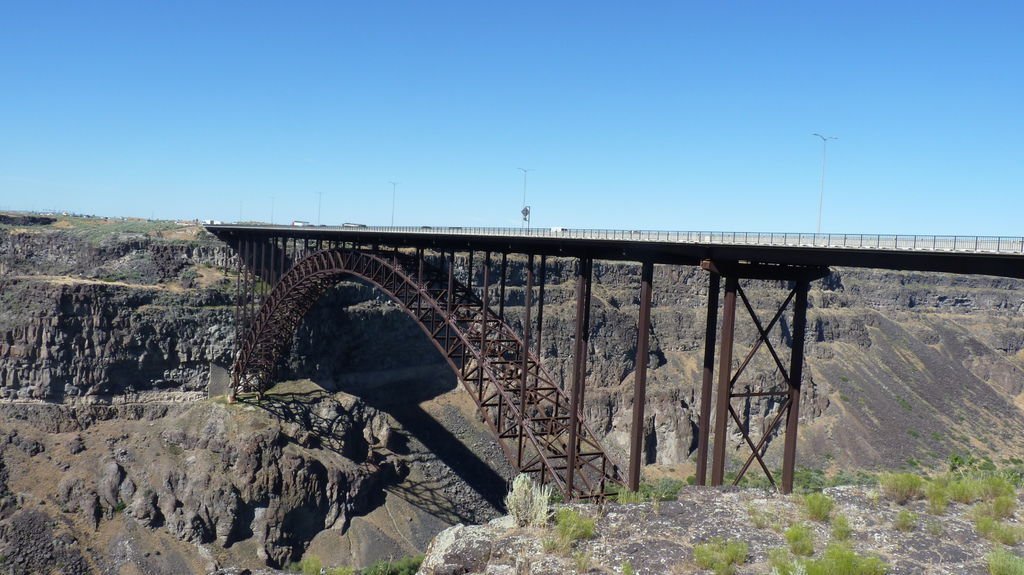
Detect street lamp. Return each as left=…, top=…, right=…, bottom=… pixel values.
left=812, top=133, right=837, bottom=234
left=518, top=168, right=532, bottom=229
left=389, top=181, right=399, bottom=226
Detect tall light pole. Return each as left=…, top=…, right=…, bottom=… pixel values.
left=518, top=168, right=532, bottom=229
left=316, top=192, right=323, bottom=226
left=389, top=181, right=398, bottom=226
left=812, top=133, right=837, bottom=234
left=270, top=196, right=275, bottom=224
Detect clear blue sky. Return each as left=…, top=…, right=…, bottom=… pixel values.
left=1, top=2, right=1021, bottom=234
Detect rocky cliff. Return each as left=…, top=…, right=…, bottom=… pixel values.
left=0, top=214, right=1022, bottom=572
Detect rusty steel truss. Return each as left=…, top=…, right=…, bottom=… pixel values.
left=693, top=261, right=829, bottom=492
left=230, top=245, right=621, bottom=499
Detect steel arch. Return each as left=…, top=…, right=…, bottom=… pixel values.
left=232, top=248, right=621, bottom=499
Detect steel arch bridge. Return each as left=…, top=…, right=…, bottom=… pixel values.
left=209, top=222, right=1024, bottom=500
left=231, top=247, right=620, bottom=499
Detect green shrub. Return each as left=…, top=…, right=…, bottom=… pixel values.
left=803, top=543, right=887, bottom=575
left=693, top=538, right=749, bottom=575
left=748, top=504, right=773, bottom=529
left=621, top=560, right=635, bottom=575
left=616, top=489, right=647, bottom=504
left=555, top=508, right=596, bottom=545
left=785, top=524, right=815, bottom=557
left=643, top=478, right=685, bottom=501
left=572, top=551, right=591, bottom=573
left=878, top=473, right=924, bottom=504
left=925, top=481, right=949, bottom=514
left=948, top=477, right=984, bottom=504
left=990, top=495, right=1019, bottom=520
left=980, top=476, right=1016, bottom=500
left=831, top=514, right=852, bottom=542
left=803, top=493, right=834, bottom=522
left=362, top=555, right=423, bottom=575
left=975, top=514, right=1024, bottom=546
left=988, top=549, right=1024, bottom=575
left=767, top=548, right=799, bottom=575
left=290, top=556, right=323, bottom=575
left=894, top=510, right=916, bottom=532
left=505, top=474, right=552, bottom=527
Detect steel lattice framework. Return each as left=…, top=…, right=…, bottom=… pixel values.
left=232, top=247, right=620, bottom=499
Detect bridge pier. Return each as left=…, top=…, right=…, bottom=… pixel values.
left=695, top=271, right=720, bottom=486
left=627, top=260, right=654, bottom=491
left=566, top=257, right=593, bottom=496
left=696, top=261, right=827, bottom=494
left=518, top=254, right=535, bottom=468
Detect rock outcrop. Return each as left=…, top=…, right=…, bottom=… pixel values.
left=418, top=485, right=1023, bottom=575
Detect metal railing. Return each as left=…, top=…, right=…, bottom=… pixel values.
left=302, top=225, right=1024, bottom=255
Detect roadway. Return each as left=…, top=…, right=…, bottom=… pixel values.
left=204, top=224, right=1024, bottom=279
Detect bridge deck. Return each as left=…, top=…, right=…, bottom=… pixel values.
left=206, top=224, right=1024, bottom=279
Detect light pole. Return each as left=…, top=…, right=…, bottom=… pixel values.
left=270, top=196, right=275, bottom=224
left=316, top=192, right=323, bottom=226
left=518, top=168, right=532, bottom=229
left=389, top=181, right=398, bottom=226
left=813, top=133, right=837, bottom=234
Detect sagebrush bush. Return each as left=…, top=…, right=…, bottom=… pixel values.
left=505, top=474, right=551, bottom=528
left=693, top=538, right=749, bottom=575
left=878, top=473, right=924, bottom=504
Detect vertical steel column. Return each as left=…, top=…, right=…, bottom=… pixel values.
left=711, top=275, right=739, bottom=486
left=518, top=254, right=534, bottom=467
left=498, top=252, right=508, bottom=320
left=279, top=237, right=286, bottom=279
left=479, top=252, right=490, bottom=404
left=417, top=248, right=424, bottom=285
left=781, top=281, right=810, bottom=494
left=566, top=257, right=592, bottom=498
left=627, top=260, right=654, bottom=491
left=447, top=251, right=455, bottom=316
left=535, top=255, right=547, bottom=361
left=696, top=272, right=721, bottom=485
left=243, top=235, right=251, bottom=325
left=233, top=238, right=243, bottom=368
left=259, top=240, right=267, bottom=297
left=269, top=237, right=276, bottom=285
left=467, top=251, right=474, bottom=294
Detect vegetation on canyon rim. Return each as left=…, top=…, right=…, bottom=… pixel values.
left=466, top=456, right=1024, bottom=575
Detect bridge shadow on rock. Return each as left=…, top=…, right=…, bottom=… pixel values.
left=322, top=365, right=511, bottom=522
left=277, top=282, right=514, bottom=525
left=240, top=378, right=506, bottom=527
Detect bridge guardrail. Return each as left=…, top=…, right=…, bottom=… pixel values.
left=315, top=226, right=1024, bottom=255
